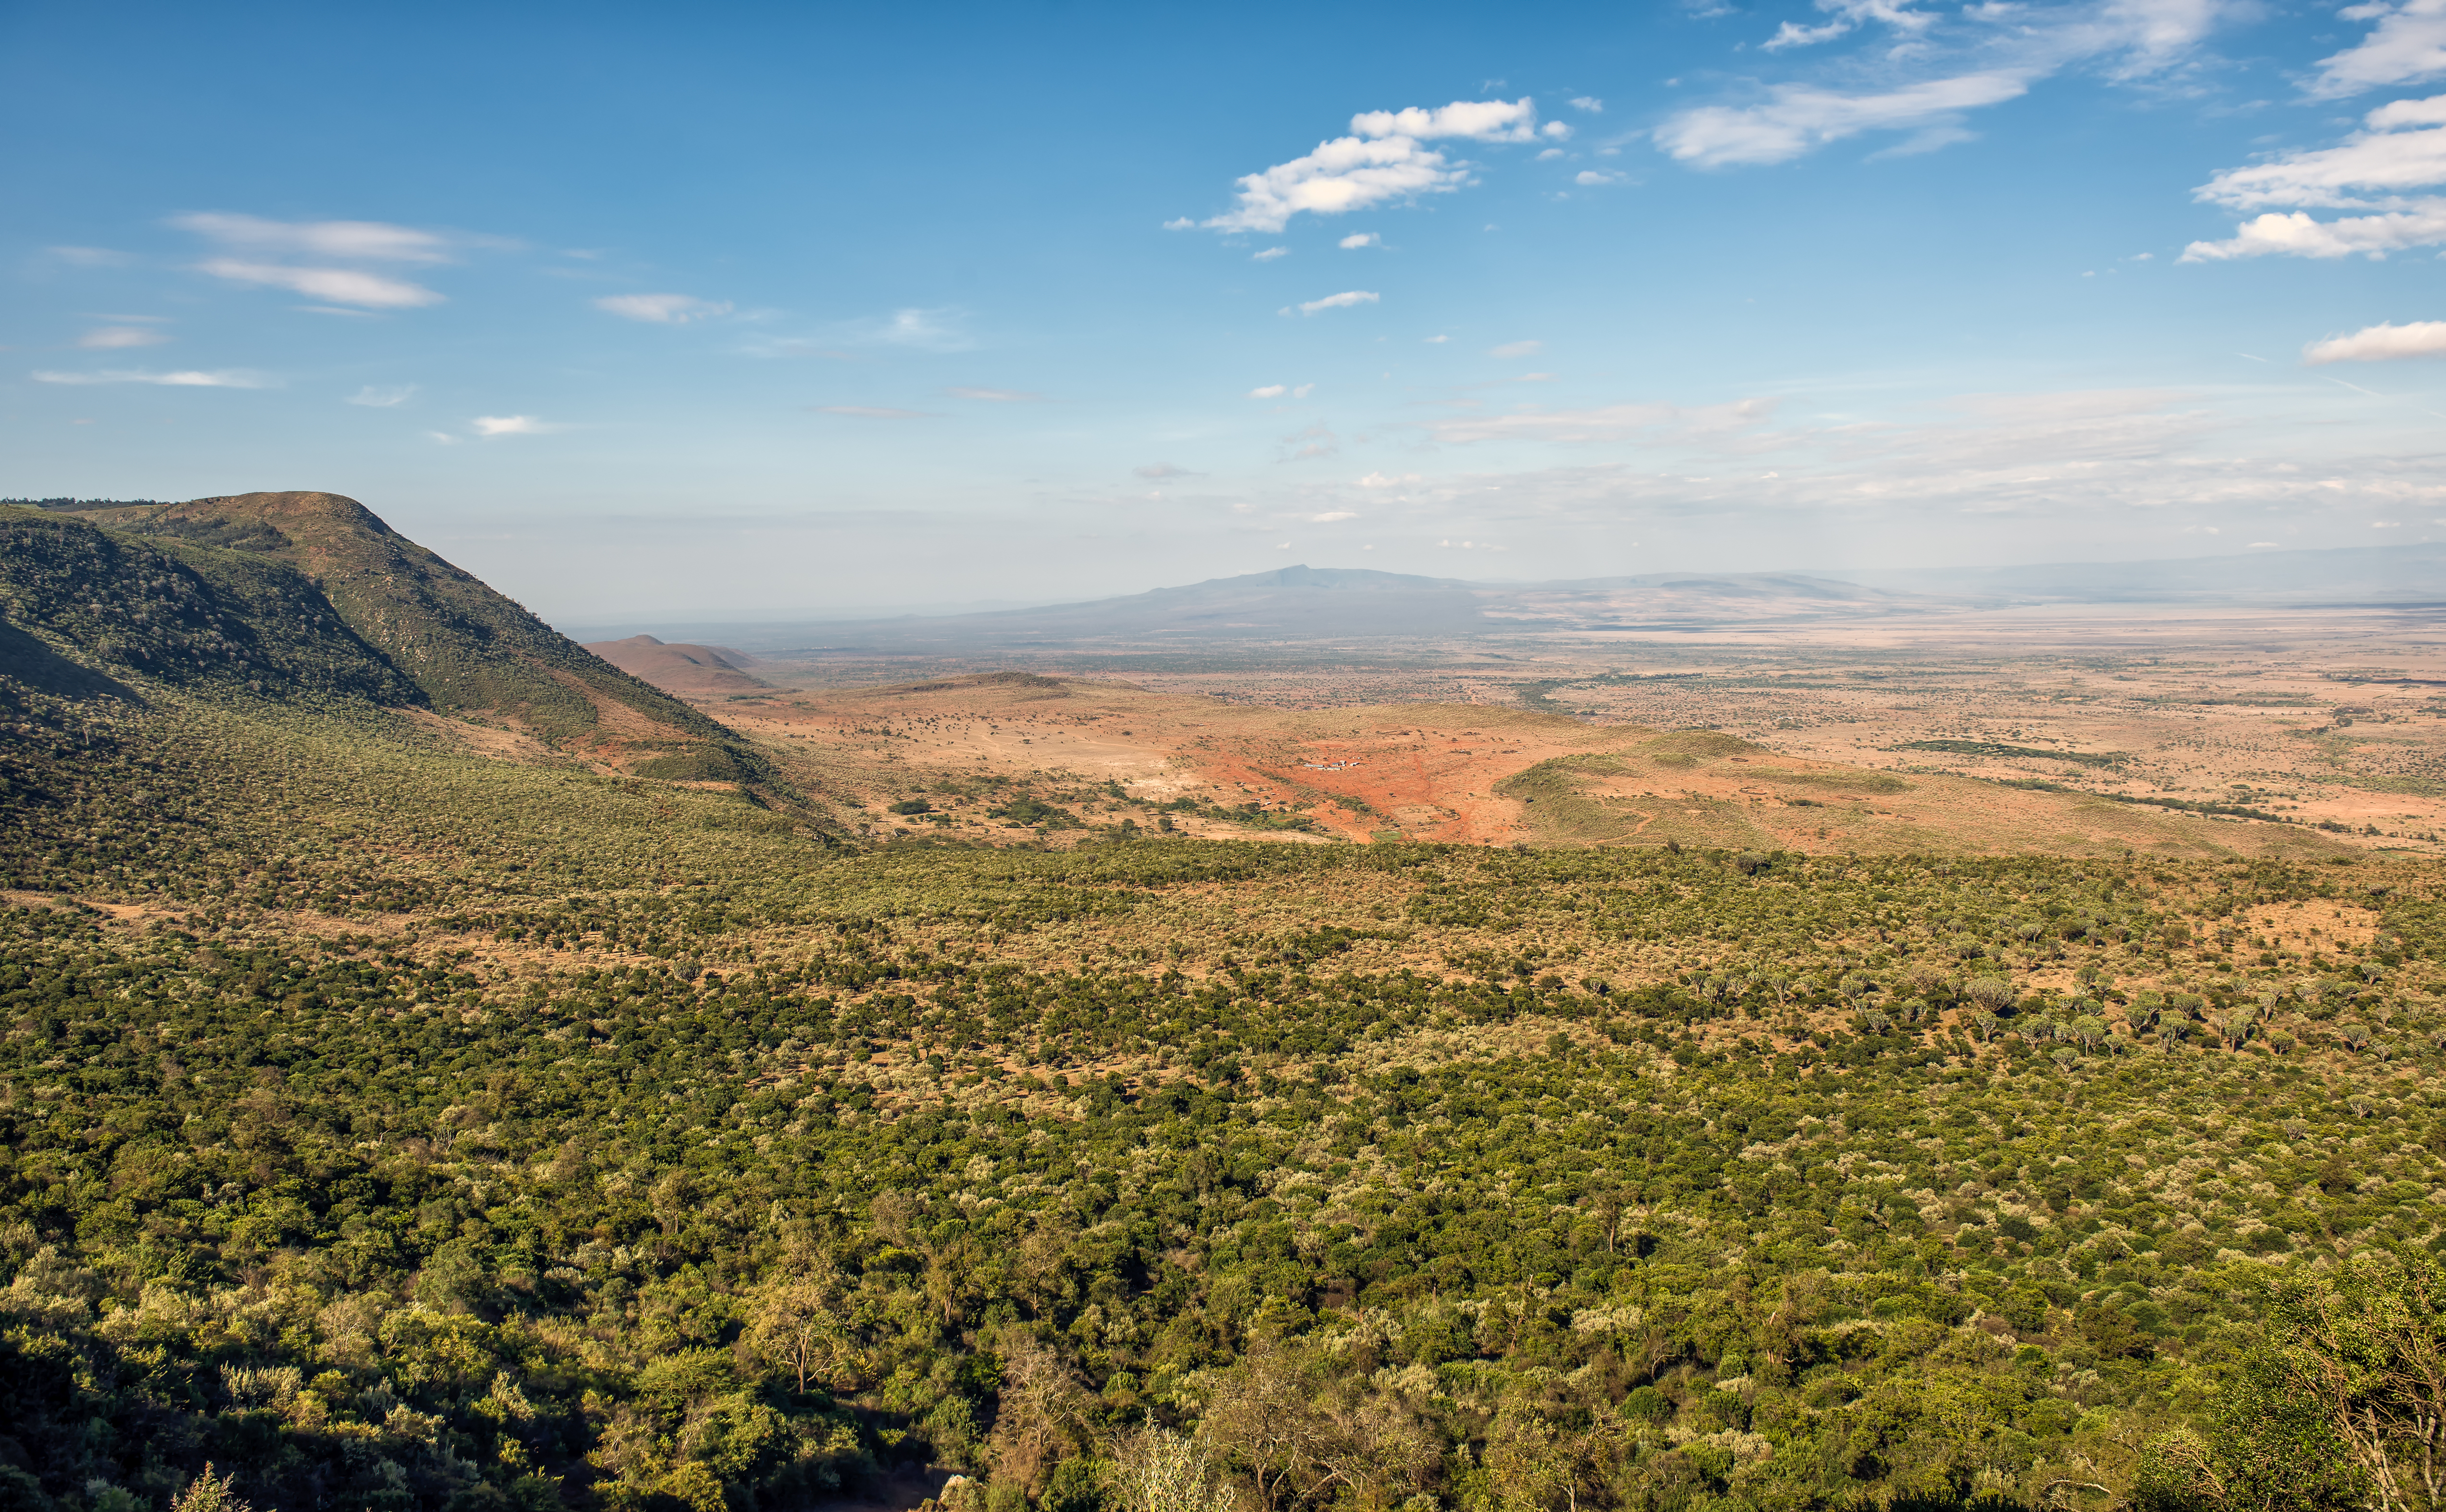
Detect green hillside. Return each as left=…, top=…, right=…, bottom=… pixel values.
left=0, top=495, right=771, bottom=787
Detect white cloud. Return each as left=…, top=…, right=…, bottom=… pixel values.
left=32, top=368, right=268, bottom=387
left=472, top=414, right=563, bottom=436
left=594, top=292, right=732, bottom=324
left=1656, top=72, right=2031, bottom=167
left=1338, top=232, right=1382, bottom=248
left=197, top=260, right=444, bottom=308
left=1310, top=510, right=1359, bottom=521
left=1659, top=2, right=2227, bottom=169
left=810, top=405, right=936, bottom=419
left=946, top=386, right=1044, bottom=401
left=1537, top=148, right=1567, bottom=161
left=1489, top=339, right=1543, bottom=358
left=1569, top=96, right=1604, bottom=112
left=1294, top=290, right=1380, bottom=315
left=1763, top=0, right=1938, bottom=51
left=2307, top=0, right=2446, bottom=99
left=1252, top=246, right=1291, bottom=261
left=49, top=246, right=131, bottom=266
left=1294, top=383, right=1316, bottom=398
left=1348, top=98, right=1538, bottom=143
left=1423, top=334, right=1450, bottom=343
left=2194, top=96, right=2446, bottom=210
left=1542, top=122, right=1573, bottom=140
left=2184, top=94, right=2446, bottom=259
left=1196, top=99, right=1542, bottom=233
left=173, top=212, right=453, bottom=262
left=1574, top=169, right=1622, bottom=186
left=1356, top=471, right=1422, bottom=487
left=1249, top=385, right=1288, bottom=399
left=2304, top=319, right=2446, bottom=362
left=347, top=384, right=416, bottom=406
left=78, top=326, right=169, bottom=349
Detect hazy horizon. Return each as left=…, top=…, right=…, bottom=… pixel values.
left=13, top=0, right=2446, bottom=623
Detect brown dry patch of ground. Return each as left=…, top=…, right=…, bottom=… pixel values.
left=652, top=672, right=2352, bottom=861
left=652, top=601, right=2446, bottom=855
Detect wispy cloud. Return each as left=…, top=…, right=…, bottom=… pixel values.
left=594, top=292, right=732, bottom=324
left=347, top=384, right=417, bottom=406
left=172, top=212, right=455, bottom=262
left=197, top=260, right=444, bottom=308
left=1187, top=98, right=1543, bottom=234
left=1433, top=397, right=1775, bottom=444
left=78, top=326, right=169, bottom=349
left=32, top=368, right=269, bottom=387
left=1134, top=462, right=1194, bottom=478
left=2306, top=0, right=2446, bottom=99
left=1656, top=2, right=2227, bottom=169
left=174, top=213, right=488, bottom=309
left=1290, top=289, right=1380, bottom=316
left=1658, top=73, right=2030, bottom=167
left=1248, top=385, right=1288, bottom=399
left=49, top=246, right=131, bottom=267
left=945, top=386, right=1044, bottom=402
left=1338, top=232, right=1382, bottom=249
left=1309, top=510, right=1359, bottom=521
left=811, top=405, right=937, bottom=419
left=2305, top=319, right=2446, bottom=362
left=1252, top=246, right=1290, bottom=261
left=2184, top=94, right=2446, bottom=259
left=1488, top=339, right=1542, bottom=358
left=472, top=414, right=563, bottom=436
left=1568, top=96, right=1604, bottom=112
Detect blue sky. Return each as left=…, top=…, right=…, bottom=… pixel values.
left=10, top=0, right=2446, bottom=623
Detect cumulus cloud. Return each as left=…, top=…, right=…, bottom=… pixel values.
left=810, top=405, right=936, bottom=419
left=2304, top=319, right=2446, bottom=362
left=2307, top=0, right=2446, bottom=99
left=2185, top=94, right=2446, bottom=259
left=472, top=414, right=562, bottom=436
left=1292, top=289, right=1380, bottom=315
left=594, top=292, right=732, bottom=324
left=1574, top=170, right=1623, bottom=186
left=946, top=387, right=1044, bottom=401
left=1249, top=385, right=1288, bottom=399
left=32, top=368, right=268, bottom=387
left=197, top=260, right=444, bottom=308
left=1348, top=99, right=1539, bottom=142
left=347, top=384, right=416, bottom=406
left=79, top=326, right=169, bottom=349
left=1192, top=98, right=1542, bottom=234
left=1569, top=96, right=1604, bottom=112
left=1338, top=232, right=1382, bottom=248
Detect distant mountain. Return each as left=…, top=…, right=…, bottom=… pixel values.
left=710, top=563, right=1947, bottom=654
left=583, top=634, right=773, bottom=697
left=0, top=492, right=771, bottom=785
left=1822, top=541, right=2446, bottom=604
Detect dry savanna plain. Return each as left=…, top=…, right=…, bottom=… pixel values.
left=14, top=493, right=2446, bottom=1512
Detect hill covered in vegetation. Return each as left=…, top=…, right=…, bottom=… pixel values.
left=0, top=496, right=2442, bottom=1512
